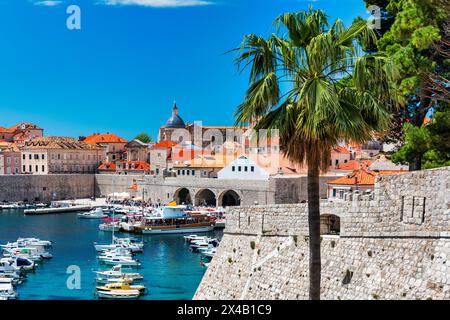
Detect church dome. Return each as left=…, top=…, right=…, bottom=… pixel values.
left=165, top=102, right=185, bottom=129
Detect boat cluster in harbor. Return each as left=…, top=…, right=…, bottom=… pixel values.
left=93, top=237, right=147, bottom=299
left=184, top=235, right=220, bottom=268
left=0, top=238, right=53, bottom=300
left=80, top=204, right=226, bottom=235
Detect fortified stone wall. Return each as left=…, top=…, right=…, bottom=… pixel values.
left=94, top=174, right=336, bottom=206
left=195, top=167, right=450, bottom=300
left=0, top=174, right=95, bottom=202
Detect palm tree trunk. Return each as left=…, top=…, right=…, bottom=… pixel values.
left=307, top=162, right=321, bottom=300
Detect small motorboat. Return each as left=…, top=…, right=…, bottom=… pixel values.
left=0, top=283, right=17, bottom=300
left=0, top=257, right=34, bottom=271
left=77, top=208, right=108, bottom=219
left=102, top=257, right=141, bottom=267
left=202, top=247, right=217, bottom=258
left=99, top=223, right=120, bottom=232
left=94, top=265, right=143, bottom=282
left=96, top=281, right=146, bottom=293
left=97, top=289, right=140, bottom=299
left=184, top=235, right=207, bottom=243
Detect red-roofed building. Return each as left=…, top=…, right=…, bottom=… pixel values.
left=149, top=140, right=178, bottom=176
left=0, top=123, right=43, bottom=146
left=327, top=169, right=406, bottom=200
left=116, top=161, right=151, bottom=175
left=97, top=162, right=117, bottom=174
left=83, top=133, right=128, bottom=163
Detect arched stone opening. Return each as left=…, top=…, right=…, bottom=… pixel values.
left=219, top=190, right=241, bottom=207
left=320, top=214, right=340, bottom=235
left=195, top=189, right=216, bottom=207
left=174, top=188, right=192, bottom=205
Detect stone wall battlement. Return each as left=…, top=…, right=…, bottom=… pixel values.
left=226, top=167, right=450, bottom=238
left=195, top=167, right=450, bottom=300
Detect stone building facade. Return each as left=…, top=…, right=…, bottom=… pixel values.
left=194, top=167, right=450, bottom=300
left=21, top=137, right=104, bottom=174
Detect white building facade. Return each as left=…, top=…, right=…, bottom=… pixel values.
left=218, top=155, right=270, bottom=180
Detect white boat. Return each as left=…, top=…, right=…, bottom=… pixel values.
left=99, top=223, right=120, bottom=232
left=184, top=235, right=207, bottom=243
left=3, top=247, right=52, bottom=260
left=77, top=208, right=108, bottom=219
left=98, top=248, right=133, bottom=261
left=0, top=257, right=34, bottom=272
left=203, top=248, right=217, bottom=258
left=0, top=283, right=17, bottom=300
left=94, top=265, right=143, bottom=283
left=102, top=257, right=140, bottom=267
left=97, top=289, right=140, bottom=299
left=0, top=273, right=22, bottom=285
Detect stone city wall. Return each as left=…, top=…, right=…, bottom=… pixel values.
left=0, top=174, right=95, bottom=202
left=194, top=167, right=450, bottom=300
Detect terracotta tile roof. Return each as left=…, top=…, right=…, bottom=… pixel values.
left=84, top=133, right=128, bottom=145
left=0, top=142, right=20, bottom=153
left=328, top=169, right=406, bottom=186
left=22, top=137, right=102, bottom=150
left=333, top=146, right=351, bottom=154
left=153, top=140, right=177, bottom=149
left=0, top=123, right=42, bottom=133
left=173, top=154, right=234, bottom=168
left=98, top=162, right=117, bottom=170
left=335, top=159, right=373, bottom=171
left=119, top=161, right=150, bottom=170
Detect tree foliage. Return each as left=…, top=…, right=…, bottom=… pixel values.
left=134, top=132, right=152, bottom=143
left=391, top=106, right=450, bottom=169
left=232, top=7, right=396, bottom=299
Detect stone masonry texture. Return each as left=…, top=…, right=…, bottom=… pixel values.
left=194, top=167, right=450, bottom=300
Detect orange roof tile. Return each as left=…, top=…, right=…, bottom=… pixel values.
left=333, top=146, right=351, bottom=154
left=98, top=162, right=117, bottom=170
left=153, top=140, right=177, bottom=149
left=335, top=159, right=373, bottom=171
left=84, top=133, right=128, bottom=145
left=328, top=169, right=406, bottom=186
left=119, top=161, right=150, bottom=170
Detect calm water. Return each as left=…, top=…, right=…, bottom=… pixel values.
left=0, top=209, right=221, bottom=300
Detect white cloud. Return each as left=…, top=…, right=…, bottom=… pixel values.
left=32, top=0, right=63, bottom=6
left=100, top=0, right=212, bottom=7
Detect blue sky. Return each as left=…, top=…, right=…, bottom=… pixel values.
left=0, top=0, right=369, bottom=140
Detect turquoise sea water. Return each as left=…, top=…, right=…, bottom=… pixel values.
left=0, top=209, right=221, bottom=300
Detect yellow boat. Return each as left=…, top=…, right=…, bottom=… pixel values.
left=96, top=281, right=146, bottom=293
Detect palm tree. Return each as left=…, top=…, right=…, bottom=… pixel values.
left=233, top=8, right=397, bottom=300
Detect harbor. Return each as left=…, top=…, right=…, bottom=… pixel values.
left=0, top=207, right=222, bottom=300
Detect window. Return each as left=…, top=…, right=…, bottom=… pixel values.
left=177, top=170, right=180, bottom=175
left=332, top=189, right=337, bottom=198
left=251, top=166, right=254, bottom=172
left=35, top=165, right=38, bottom=172
left=238, top=166, right=242, bottom=172
left=34, top=154, right=39, bottom=160
left=29, top=154, right=32, bottom=160
left=335, top=159, right=339, bottom=165
left=23, top=165, right=25, bottom=172
left=22, top=154, right=25, bottom=160
left=58, top=154, right=61, bottom=160
left=232, top=166, right=235, bottom=172
left=29, top=165, right=32, bottom=172
left=182, top=170, right=185, bottom=175
left=187, top=170, right=190, bottom=176
left=41, top=154, right=45, bottom=160
left=244, top=166, right=248, bottom=172
left=42, top=165, right=45, bottom=172
left=192, top=170, right=195, bottom=175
